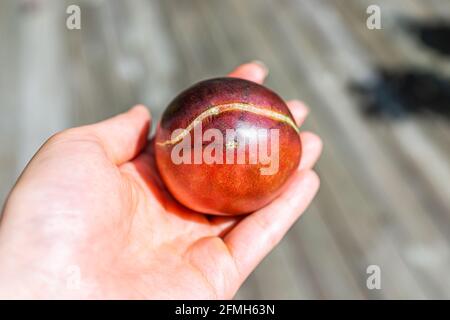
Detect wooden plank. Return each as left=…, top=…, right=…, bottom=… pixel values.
left=296, top=2, right=450, bottom=296
left=112, top=0, right=180, bottom=125
left=259, top=0, right=444, bottom=298
left=426, top=0, right=450, bottom=18
left=15, top=0, right=71, bottom=170
left=0, top=0, right=20, bottom=205
left=340, top=0, right=450, bottom=240
left=64, top=0, right=180, bottom=131
left=287, top=205, right=366, bottom=299
left=63, top=0, right=134, bottom=125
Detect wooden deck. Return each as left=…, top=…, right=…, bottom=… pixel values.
left=1, top=0, right=450, bottom=299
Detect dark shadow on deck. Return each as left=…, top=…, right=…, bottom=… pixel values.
left=351, top=68, right=450, bottom=121
left=403, top=19, right=450, bottom=57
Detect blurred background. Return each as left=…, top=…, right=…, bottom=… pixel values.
left=1, top=0, right=450, bottom=299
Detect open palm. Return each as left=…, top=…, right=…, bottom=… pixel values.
left=0, top=63, right=322, bottom=299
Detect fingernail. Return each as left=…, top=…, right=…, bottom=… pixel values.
left=250, top=60, right=269, bottom=76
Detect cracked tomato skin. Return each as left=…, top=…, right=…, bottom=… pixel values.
left=155, top=77, right=301, bottom=215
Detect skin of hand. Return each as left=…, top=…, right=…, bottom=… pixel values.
left=0, top=62, right=322, bottom=299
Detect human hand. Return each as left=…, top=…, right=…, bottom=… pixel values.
left=0, top=62, right=322, bottom=299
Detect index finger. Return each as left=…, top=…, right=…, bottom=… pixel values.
left=228, top=61, right=268, bottom=84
